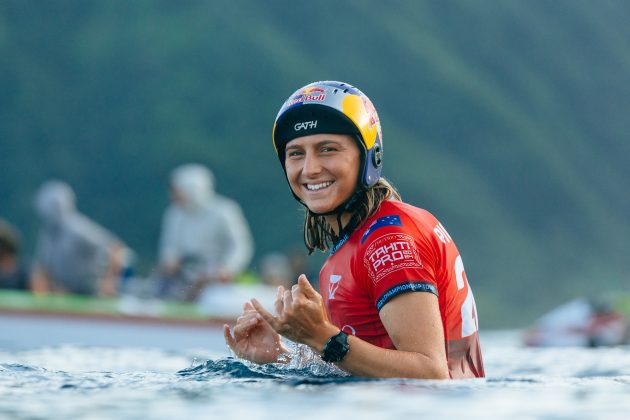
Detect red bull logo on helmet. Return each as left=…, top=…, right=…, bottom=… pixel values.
left=287, top=87, right=326, bottom=106
left=362, top=97, right=379, bottom=130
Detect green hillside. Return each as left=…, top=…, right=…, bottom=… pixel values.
left=2, top=0, right=630, bottom=327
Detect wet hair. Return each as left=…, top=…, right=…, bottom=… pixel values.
left=302, top=178, right=401, bottom=254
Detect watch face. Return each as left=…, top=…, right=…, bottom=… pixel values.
left=323, top=331, right=350, bottom=363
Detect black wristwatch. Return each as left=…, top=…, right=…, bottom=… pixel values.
left=321, top=331, right=350, bottom=363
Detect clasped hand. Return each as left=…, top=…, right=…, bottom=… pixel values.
left=224, top=274, right=339, bottom=363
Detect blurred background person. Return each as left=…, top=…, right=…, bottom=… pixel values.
left=287, top=246, right=318, bottom=291
left=259, top=252, right=293, bottom=289
left=156, top=163, right=254, bottom=301
left=0, top=218, right=30, bottom=290
left=30, top=180, right=130, bottom=297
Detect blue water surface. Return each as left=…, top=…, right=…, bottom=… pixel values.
left=1, top=331, right=630, bottom=419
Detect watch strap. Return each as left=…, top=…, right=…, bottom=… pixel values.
left=321, top=330, right=350, bottom=363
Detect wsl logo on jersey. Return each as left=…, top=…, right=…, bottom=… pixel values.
left=329, top=274, right=342, bottom=299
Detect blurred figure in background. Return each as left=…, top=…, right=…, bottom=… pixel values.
left=157, top=163, right=253, bottom=301
left=259, top=252, right=293, bottom=288
left=30, top=180, right=130, bottom=297
left=287, top=246, right=318, bottom=290
left=0, top=218, right=30, bottom=290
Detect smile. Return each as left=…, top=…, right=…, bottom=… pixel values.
left=305, top=181, right=333, bottom=191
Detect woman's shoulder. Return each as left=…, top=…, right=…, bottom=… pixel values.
left=371, top=200, right=445, bottom=240
left=377, top=200, right=436, bottom=222
left=354, top=200, right=434, bottom=246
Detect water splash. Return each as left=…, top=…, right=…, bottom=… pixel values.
left=177, top=356, right=379, bottom=387
left=177, top=340, right=377, bottom=386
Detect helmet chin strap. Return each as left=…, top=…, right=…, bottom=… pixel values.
left=305, top=185, right=363, bottom=217
left=304, top=184, right=365, bottom=243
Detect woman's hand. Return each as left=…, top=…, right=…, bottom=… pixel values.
left=223, top=301, right=288, bottom=364
left=252, top=274, right=339, bottom=352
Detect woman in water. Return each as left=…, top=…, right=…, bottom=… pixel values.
left=224, top=81, right=484, bottom=379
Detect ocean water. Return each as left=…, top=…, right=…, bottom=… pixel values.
left=1, top=330, right=629, bottom=419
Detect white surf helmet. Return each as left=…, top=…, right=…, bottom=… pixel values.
left=272, top=81, right=383, bottom=215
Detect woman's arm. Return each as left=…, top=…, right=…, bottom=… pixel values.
left=252, top=275, right=449, bottom=379
left=335, top=292, right=448, bottom=378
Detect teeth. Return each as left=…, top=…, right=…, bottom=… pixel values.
left=306, top=181, right=333, bottom=191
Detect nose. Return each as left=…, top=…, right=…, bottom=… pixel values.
left=302, top=151, right=322, bottom=178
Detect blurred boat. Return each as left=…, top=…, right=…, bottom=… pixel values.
left=523, top=294, right=630, bottom=347
left=0, top=284, right=278, bottom=351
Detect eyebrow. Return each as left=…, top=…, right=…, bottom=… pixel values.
left=285, top=140, right=340, bottom=151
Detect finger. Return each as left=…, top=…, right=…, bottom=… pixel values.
left=241, top=302, right=258, bottom=317
left=223, top=324, right=236, bottom=349
left=235, top=311, right=259, bottom=328
left=298, top=274, right=318, bottom=298
left=274, top=286, right=285, bottom=316
left=236, top=309, right=259, bottom=324
left=233, top=314, right=260, bottom=337
left=251, top=298, right=278, bottom=330
left=283, top=289, right=294, bottom=312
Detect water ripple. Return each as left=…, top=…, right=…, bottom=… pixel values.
left=178, top=356, right=358, bottom=386
left=0, top=363, right=43, bottom=372
left=2, top=332, right=630, bottom=419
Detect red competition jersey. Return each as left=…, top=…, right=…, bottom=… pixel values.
left=319, top=200, right=484, bottom=378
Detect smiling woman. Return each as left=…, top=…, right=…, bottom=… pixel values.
left=224, top=81, right=485, bottom=379
left=284, top=134, right=360, bottom=216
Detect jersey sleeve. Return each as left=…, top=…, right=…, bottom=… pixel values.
left=357, top=213, right=438, bottom=312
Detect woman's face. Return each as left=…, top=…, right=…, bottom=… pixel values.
left=284, top=133, right=360, bottom=214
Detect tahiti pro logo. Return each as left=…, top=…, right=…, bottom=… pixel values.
left=364, top=233, right=422, bottom=284
left=287, top=87, right=326, bottom=106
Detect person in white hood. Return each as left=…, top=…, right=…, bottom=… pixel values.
left=30, top=180, right=128, bottom=297
left=157, top=164, right=254, bottom=301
